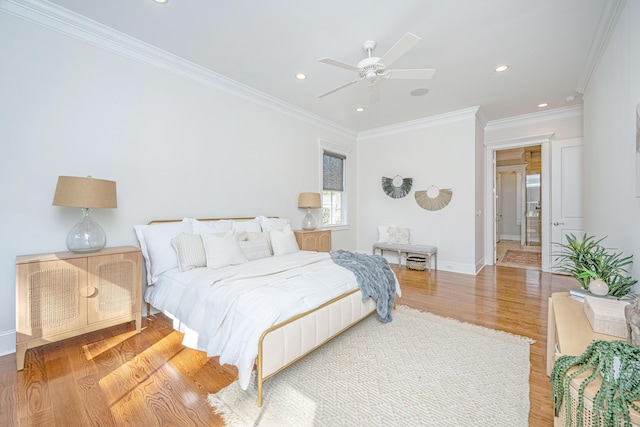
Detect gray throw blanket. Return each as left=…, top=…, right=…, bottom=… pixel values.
left=330, top=250, right=396, bottom=323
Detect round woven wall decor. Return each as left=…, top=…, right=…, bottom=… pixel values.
left=415, top=186, right=453, bottom=211
left=381, top=175, right=413, bottom=199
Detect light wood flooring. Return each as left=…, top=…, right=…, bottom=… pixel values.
left=0, top=264, right=576, bottom=426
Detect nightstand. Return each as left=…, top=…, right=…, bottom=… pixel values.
left=294, top=229, right=331, bottom=252
left=15, top=246, right=142, bottom=370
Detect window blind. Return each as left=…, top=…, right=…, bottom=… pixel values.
left=323, top=151, right=345, bottom=192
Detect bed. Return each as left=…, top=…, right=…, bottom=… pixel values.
left=134, top=216, right=398, bottom=406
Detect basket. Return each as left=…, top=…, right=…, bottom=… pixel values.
left=406, top=256, right=427, bottom=271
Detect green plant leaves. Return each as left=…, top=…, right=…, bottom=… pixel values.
left=552, top=233, right=637, bottom=297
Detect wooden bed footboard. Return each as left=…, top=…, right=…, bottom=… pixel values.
left=256, top=288, right=376, bottom=407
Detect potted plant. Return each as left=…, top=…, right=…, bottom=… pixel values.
left=551, top=340, right=640, bottom=427
left=553, top=233, right=637, bottom=298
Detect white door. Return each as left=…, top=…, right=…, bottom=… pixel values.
left=549, top=138, right=584, bottom=269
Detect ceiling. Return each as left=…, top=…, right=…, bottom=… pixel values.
left=43, top=0, right=612, bottom=133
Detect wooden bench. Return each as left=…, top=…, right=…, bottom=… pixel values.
left=372, top=242, right=438, bottom=272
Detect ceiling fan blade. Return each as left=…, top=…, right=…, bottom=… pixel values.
left=378, top=33, right=420, bottom=67
left=318, top=57, right=361, bottom=72
left=369, top=83, right=380, bottom=104
left=317, top=78, right=361, bottom=98
left=386, top=68, right=436, bottom=80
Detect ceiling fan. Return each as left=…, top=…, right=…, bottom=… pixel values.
left=317, top=33, right=436, bottom=103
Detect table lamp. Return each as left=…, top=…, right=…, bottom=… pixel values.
left=298, top=192, right=321, bottom=230
left=52, top=176, right=117, bottom=253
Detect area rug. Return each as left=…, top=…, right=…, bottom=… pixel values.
left=502, top=249, right=541, bottom=267
left=208, top=305, right=533, bottom=427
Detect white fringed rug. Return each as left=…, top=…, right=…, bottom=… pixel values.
left=208, top=306, right=533, bottom=427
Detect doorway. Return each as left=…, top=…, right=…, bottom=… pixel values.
left=494, top=147, right=542, bottom=270
left=484, top=134, right=553, bottom=272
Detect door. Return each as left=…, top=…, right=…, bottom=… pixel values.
left=496, top=172, right=502, bottom=250
left=550, top=138, right=584, bottom=269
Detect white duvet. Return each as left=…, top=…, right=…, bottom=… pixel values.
left=145, top=251, right=396, bottom=389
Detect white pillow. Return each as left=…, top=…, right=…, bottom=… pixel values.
left=237, top=231, right=273, bottom=261
left=134, top=219, right=192, bottom=285
left=378, top=225, right=395, bottom=243
left=258, top=216, right=291, bottom=232
left=202, top=230, right=248, bottom=269
left=171, top=233, right=206, bottom=271
left=233, top=218, right=262, bottom=232
left=192, top=218, right=234, bottom=234
left=270, top=225, right=299, bottom=256
left=388, top=226, right=410, bottom=245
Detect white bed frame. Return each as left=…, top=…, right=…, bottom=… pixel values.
left=145, top=218, right=377, bottom=407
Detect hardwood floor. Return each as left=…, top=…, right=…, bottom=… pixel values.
left=0, top=265, right=575, bottom=426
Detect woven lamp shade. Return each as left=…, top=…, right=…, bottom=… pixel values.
left=298, top=192, right=321, bottom=209
left=53, top=176, right=117, bottom=209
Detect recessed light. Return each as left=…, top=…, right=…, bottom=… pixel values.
left=356, top=107, right=365, bottom=112
left=153, top=0, right=168, bottom=3
left=566, top=95, right=576, bottom=102
left=410, top=88, right=429, bottom=97
left=538, top=103, right=549, bottom=108
left=295, top=73, right=307, bottom=80
left=495, top=65, right=509, bottom=72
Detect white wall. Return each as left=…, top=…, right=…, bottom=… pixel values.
left=0, top=11, right=357, bottom=355
left=582, top=0, right=640, bottom=285
left=356, top=109, right=481, bottom=274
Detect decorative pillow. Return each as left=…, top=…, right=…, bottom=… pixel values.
left=237, top=231, right=273, bottom=261
left=201, top=230, right=248, bottom=269
left=134, top=219, right=192, bottom=285
left=270, top=225, right=299, bottom=256
left=377, top=225, right=395, bottom=243
left=258, top=216, right=291, bottom=232
left=388, top=226, right=410, bottom=245
left=171, top=233, right=206, bottom=271
left=192, top=218, right=234, bottom=234
left=232, top=218, right=262, bottom=232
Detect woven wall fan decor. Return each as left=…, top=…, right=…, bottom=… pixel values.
left=415, top=186, right=453, bottom=211
left=381, top=175, right=413, bottom=199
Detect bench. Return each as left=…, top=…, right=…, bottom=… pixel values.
left=372, top=242, right=438, bottom=272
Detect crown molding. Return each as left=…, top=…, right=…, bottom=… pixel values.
left=357, top=106, right=481, bottom=141
left=0, top=0, right=356, bottom=140
left=576, top=0, right=626, bottom=95
left=484, top=105, right=583, bottom=133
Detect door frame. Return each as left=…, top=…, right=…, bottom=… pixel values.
left=484, top=133, right=554, bottom=271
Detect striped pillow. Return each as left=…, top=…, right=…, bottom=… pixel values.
left=171, top=233, right=207, bottom=271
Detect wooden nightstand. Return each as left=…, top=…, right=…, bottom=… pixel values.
left=15, top=246, right=142, bottom=370
left=294, top=229, right=331, bottom=252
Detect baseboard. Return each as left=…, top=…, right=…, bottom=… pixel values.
left=499, top=234, right=521, bottom=241
left=0, top=329, right=16, bottom=356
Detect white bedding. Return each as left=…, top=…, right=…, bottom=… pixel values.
left=145, top=251, right=399, bottom=389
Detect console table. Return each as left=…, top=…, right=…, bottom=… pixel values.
left=547, top=292, right=640, bottom=426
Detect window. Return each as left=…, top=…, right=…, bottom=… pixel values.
left=322, top=150, right=347, bottom=226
